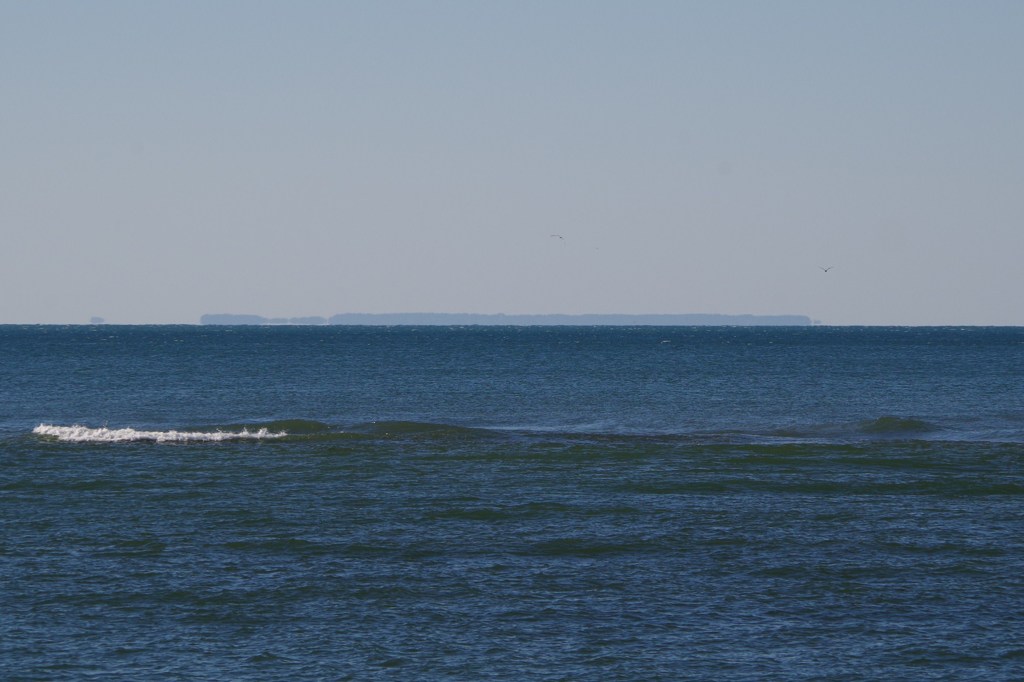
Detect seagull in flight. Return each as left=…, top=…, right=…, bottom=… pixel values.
left=820, top=266, right=834, bottom=272
left=550, top=234, right=565, bottom=240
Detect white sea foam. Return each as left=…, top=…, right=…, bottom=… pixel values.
left=32, top=424, right=287, bottom=443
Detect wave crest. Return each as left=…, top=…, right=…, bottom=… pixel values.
left=352, top=421, right=494, bottom=438
left=33, top=424, right=288, bottom=443
left=859, top=416, right=935, bottom=434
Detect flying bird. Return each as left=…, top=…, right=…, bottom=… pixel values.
left=550, top=234, right=564, bottom=240
left=820, top=266, right=834, bottom=272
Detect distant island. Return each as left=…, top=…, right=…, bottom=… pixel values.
left=200, top=313, right=814, bottom=326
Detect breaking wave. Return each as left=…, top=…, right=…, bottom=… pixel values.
left=33, top=424, right=288, bottom=443
left=28, top=413, right=1023, bottom=446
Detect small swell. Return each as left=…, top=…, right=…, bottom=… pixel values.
left=859, top=416, right=936, bottom=435
left=32, top=424, right=288, bottom=443
left=523, top=537, right=657, bottom=557
left=352, top=421, right=495, bottom=439
left=767, top=416, right=939, bottom=442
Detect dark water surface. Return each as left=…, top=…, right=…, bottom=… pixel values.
left=3, top=325, right=1023, bottom=680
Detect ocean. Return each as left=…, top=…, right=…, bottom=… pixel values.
left=2, top=325, right=1023, bottom=680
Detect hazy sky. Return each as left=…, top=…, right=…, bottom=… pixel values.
left=3, top=1, right=1022, bottom=325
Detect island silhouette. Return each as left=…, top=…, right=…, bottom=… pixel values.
left=200, top=313, right=813, bottom=326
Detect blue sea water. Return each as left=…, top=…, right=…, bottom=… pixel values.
left=2, top=325, right=1024, bottom=680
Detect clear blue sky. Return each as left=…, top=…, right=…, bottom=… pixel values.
left=3, top=1, right=1022, bottom=325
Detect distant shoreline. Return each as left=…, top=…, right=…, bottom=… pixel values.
left=199, top=313, right=815, bottom=326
